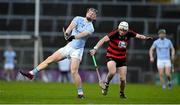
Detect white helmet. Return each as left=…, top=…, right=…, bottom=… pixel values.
left=118, top=21, right=129, bottom=31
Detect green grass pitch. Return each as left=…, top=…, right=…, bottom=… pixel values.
left=0, top=80, right=180, bottom=104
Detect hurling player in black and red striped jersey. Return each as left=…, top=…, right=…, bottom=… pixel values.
left=90, top=21, right=152, bottom=98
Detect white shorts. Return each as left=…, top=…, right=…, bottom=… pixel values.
left=4, top=63, right=15, bottom=70
left=58, top=44, right=84, bottom=61
left=157, top=60, right=171, bottom=69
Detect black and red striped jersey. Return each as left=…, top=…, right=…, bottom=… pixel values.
left=106, top=29, right=137, bottom=60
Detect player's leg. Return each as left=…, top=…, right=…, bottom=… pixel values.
left=63, top=73, right=67, bottom=83
left=5, top=67, right=12, bottom=81
left=6, top=69, right=11, bottom=81
left=60, top=72, right=64, bottom=83
left=102, top=60, right=117, bottom=95
left=158, top=68, right=166, bottom=89
left=3, top=64, right=9, bottom=81
left=9, top=69, right=14, bottom=81
left=165, top=67, right=172, bottom=89
left=37, top=50, right=64, bottom=71
left=57, top=71, right=62, bottom=82
left=117, top=66, right=127, bottom=98
left=70, top=57, right=84, bottom=98
left=165, top=60, right=172, bottom=89
left=20, top=49, right=65, bottom=80
left=9, top=64, right=15, bottom=81
left=70, top=48, right=85, bottom=99
left=106, top=60, right=117, bottom=84
left=157, top=60, right=166, bottom=89
left=65, top=72, right=69, bottom=82
left=62, top=72, right=68, bottom=83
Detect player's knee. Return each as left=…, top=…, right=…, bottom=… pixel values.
left=120, top=80, right=126, bottom=84
left=120, top=77, right=126, bottom=81
left=71, top=66, right=78, bottom=72
left=70, top=69, right=78, bottom=76
left=109, top=70, right=116, bottom=76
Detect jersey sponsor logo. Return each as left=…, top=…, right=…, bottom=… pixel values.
left=118, top=41, right=127, bottom=48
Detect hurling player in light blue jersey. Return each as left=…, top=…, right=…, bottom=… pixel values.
left=3, top=46, right=16, bottom=81
left=149, top=29, right=175, bottom=89
left=20, top=8, right=98, bottom=99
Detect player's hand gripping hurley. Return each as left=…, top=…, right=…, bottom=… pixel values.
left=63, top=27, right=69, bottom=40
left=91, top=55, right=106, bottom=89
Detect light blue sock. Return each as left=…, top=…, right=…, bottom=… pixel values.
left=31, top=68, right=39, bottom=75
left=77, top=88, right=83, bottom=95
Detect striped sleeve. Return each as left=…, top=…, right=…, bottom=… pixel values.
left=107, top=29, right=118, bottom=39
left=128, top=29, right=137, bottom=37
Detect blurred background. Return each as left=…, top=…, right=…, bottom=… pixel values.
left=0, top=0, right=180, bottom=84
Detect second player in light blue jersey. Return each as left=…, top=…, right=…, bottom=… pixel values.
left=149, top=29, right=175, bottom=89
left=3, top=46, right=16, bottom=81
left=20, top=8, right=98, bottom=99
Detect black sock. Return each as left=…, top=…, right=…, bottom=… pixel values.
left=104, top=83, right=109, bottom=90
left=105, top=82, right=109, bottom=86
left=120, top=80, right=125, bottom=93
left=167, top=76, right=171, bottom=82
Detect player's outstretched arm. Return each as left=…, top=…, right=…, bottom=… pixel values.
left=65, top=21, right=76, bottom=35
left=63, top=21, right=76, bottom=40
left=136, top=34, right=153, bottom=40
left=149, top=46, right=155, bottom=63
left=90, top=35, right=109, bottom=55
left=65, top=31, right=91, bottom=42
left=75, top=32, right=91, bottom=39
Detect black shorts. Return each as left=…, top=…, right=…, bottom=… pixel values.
left=106, top=57, right=127, bottom=67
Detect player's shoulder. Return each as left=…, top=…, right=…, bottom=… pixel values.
left=88, top=23, right=94, bottom=32
left=128, top=29, right=137, bottom=34
left=165, top=38, right=171, bottom=42
left=155, top=38, right=161, bottom=42
left=4, top=51, right=9, bottom=56
left=107, top=29, right=118, bottom=37
left=74, top=16, right=84, bottom=20
left=3, top=51, right=7, bottom=55
left=4, top=50, right=9, bottom=54
left=153, top=38, right=160, bottom=44
left=126, top=29, right=137, bottom=37
left=87, top=21, right=94, bottom=28
left=166, top=38, right=173, bottom=45
left=12, top=51, right=16, bottom=55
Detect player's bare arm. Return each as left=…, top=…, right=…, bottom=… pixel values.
left=65, top=21, right=76, bottom=35
left=66, top=31, right=91, bottom=42
left=63, top=21, right=76, bottom=40
left=90, top=35, right=110, bottom=55
left=65, top=20, right=92, bottom=41
left=171, top=46, right=175, bottom=62
left=75, top=32, right=91, bottom=39
left=136, top=34, right=153, bottom=40
left=149, top=46, right=155, bottom=63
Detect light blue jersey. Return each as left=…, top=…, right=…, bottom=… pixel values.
left=4, top=50, right=16, bottom=64
left=152, top=38, right=173, bottom=60
left=68, top=16, right=94, bottom=48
